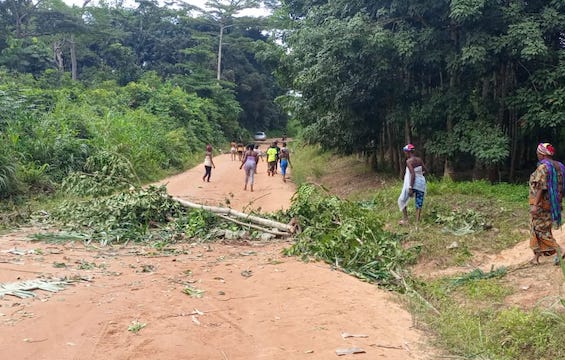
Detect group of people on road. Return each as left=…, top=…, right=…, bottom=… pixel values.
left=201, top=138, right=292, bottom=192
left=242, top=140, right=292, bottom=191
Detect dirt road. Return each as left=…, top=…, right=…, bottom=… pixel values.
left=0, top=147, right=433, bottom=360
left=157, top=145, right=296, bottom=213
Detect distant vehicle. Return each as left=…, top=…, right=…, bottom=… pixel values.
left=254, top=131, right=267, bottom=141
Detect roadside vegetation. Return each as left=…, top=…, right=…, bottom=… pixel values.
left=290, top=143, right=565, bottom=360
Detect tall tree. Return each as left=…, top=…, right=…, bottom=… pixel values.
left=204, top=0, right=260, bottom=80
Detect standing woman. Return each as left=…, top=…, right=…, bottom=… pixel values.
left=202, top=144, right=215, bottom=182
left=240, top=144, right=259, bottom=191
left=529, top=143, right=565, bottom=265
left=237, top=142, right=245, bottom=161
left=398, top=144, right=427, bottom=225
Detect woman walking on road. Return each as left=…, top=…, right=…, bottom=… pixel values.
left=240, top=144, right=259, bottom=191
left=266, top=142, right=278, bottom=176
left=202, top=144, right=215, bottom=182
left=230, top=140, right=237, bottom=161
left=529, top=142, right=565, bottom=265
left=279, top=142, right=292, bottom=182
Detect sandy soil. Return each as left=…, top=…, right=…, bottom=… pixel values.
left=0, top=143, right=433, bottom=360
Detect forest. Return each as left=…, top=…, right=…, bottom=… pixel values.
left=1, top=0, right=565, bottom=194
left=0, top=0, right=287, bottom=197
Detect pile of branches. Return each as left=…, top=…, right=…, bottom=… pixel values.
left=284, top=184, right=415, bottom=288
left=49, top=185, right=294, bottom=245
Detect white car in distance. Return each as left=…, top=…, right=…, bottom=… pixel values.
left=254, top=131, right=267, bottom=141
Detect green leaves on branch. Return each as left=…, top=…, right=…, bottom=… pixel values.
left=53, top=186, right=185, bottom=244
left=427, top=120, right=509, bottom=165
left=284, top=184, right=413, bottom=287
left=62, top=151, right=139, bottom=197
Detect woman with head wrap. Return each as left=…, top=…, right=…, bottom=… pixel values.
left=398, top=144, right=427, bottom=225
left=529, top=142, right=565, bottom=265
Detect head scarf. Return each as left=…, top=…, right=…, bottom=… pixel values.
left=537, top=143, right=565, bottom=227
left=537, top=143, right=555, bottom=156
left=403, top=144, right=415, bottom=152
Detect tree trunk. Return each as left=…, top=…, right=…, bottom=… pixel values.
left=378, top=131, right=385, bottom=170
left=70, top=36, right=77, bottom=81
left=404, top=118, right=411, bottom=145
left=173, top=197, right=295, bottom=234
left=443, top=111, right=454, bottom=180
left=54, top=40, right=64, bottom=71
left=216, top=23, right=224, bottom=81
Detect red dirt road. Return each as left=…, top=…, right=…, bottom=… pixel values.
left=0, top=147, right=433, bottom=360
left=157, top=146, right=296, bottom=213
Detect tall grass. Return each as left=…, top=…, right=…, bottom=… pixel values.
left=289, top=143, right=334, bottom=185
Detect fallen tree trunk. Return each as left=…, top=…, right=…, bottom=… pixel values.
left=172, top=197, right=295, bottom=234
left=218, top=215, right=290, bottom=236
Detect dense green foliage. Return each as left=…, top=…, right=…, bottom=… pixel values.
left=0, top=73, right=237, bottom=197
left=0, top=0, right=288, bottom=198
left=275, top=0, right=565, bottom=179
left=49, top=185, right=242, bottom=245
left=53, top=186, right=187, bottom=244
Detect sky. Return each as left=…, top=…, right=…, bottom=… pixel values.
left=62, top=0, right=271, bottom=17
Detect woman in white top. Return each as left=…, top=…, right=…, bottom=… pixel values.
left=202, top=144, right=215, bottom=182
left=398, top=144, right=427, bottom=225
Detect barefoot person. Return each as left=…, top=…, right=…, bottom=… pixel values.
left=254, top=144, right=263, bottom=174
left=202, top=144, right=215, bottom=182
left=240, top=144, right=259, bottom=191
left=529, top=143, right=565, bottom=265
left=398, top=144, right=427, bottom=225
left=279, top=142, right=292, bottom=182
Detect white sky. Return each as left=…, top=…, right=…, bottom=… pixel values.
left=63, top=0, right=271, bottom=17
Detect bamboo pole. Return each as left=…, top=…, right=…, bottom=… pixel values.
left=172, top=197, right=295, bottom=233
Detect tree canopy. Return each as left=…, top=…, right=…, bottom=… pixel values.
left=275, top=0, right=565, bottom=180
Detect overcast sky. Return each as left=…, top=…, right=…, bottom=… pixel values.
left=63, top=0, right=271, bottom=17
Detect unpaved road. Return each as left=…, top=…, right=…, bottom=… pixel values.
left=156, top=144, right=296, bottom=213
left=0, top=146, right=433, bottom=360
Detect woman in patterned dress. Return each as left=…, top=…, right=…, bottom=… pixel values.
left=529, top=142, right=565, bottom=265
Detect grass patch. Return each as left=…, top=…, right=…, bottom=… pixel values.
left=411, top=278, right=565, bottom=360
left=289, top=143, right=334, bottom=185
left=365, top=180, right=528, bottom=266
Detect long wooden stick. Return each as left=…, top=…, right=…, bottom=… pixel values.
left=218, top=215, right=290, bottom=237
left=173, top=197, right=294, bottom=233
